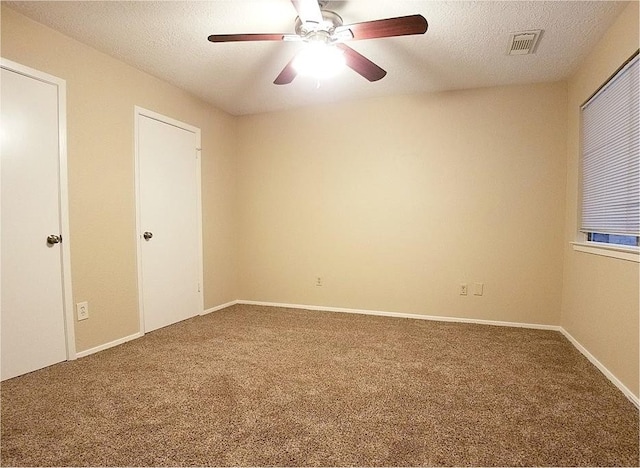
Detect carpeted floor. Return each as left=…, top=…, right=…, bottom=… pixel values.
left=1, top=304, right=638, bottom=466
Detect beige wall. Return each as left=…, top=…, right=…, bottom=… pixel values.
left=1, top=6, right=238, bottom=352
left=561, top=2, right=639, bottom=398
left=237, top=83, right=568, bottom=325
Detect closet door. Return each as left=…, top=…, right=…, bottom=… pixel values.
left=136, top=109, right=203, bottom=333
left=1, top=62, right=73, bottom=380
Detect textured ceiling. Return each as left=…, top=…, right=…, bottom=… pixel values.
left=5, top=1, right=628, bottom=116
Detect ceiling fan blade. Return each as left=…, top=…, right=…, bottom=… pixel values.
left=208, top=33, right=286, bottom=42
left=274, top=57, right=298, bottom=85
left=337, top=44, right=386, bottom=82
left=291, top=0, right=323, bottom=24
left=336, top=14, right=428, bottom=41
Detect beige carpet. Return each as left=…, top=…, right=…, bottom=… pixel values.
left=1, top=304, right=638, bottom=466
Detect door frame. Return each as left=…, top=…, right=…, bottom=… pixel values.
left=133, top=106, right=204, bottom=335
left=1, top=58, right=76, bottom=361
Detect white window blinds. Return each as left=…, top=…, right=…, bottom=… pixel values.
left=581, top=54, right=639, bottom=236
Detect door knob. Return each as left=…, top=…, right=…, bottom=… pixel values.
left=143, top=231, right=153, bottom=241
left=47, top=234, right=61, bottom=245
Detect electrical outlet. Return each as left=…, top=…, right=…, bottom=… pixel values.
left=316, top=277, right=323, bottom=287
left=76, top=301, right=89, bottom=321
left=460, top=284, right=468, bottom=296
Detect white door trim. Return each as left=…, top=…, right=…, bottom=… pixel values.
left=133, top=106, right=204, bottom=335
left=1, top=58, right=76, bottom=361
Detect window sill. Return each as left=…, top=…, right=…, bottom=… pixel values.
left=571, top=242, right=639, bottom=263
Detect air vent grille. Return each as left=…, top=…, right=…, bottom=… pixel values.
left=507, top=30, right=542, bottom=55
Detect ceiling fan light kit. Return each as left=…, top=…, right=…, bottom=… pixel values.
left=292, top=42, right=346, bottom=79
left=207, top=0, right=428, bottom=85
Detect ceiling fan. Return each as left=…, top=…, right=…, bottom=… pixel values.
left=207, top=0, right=428, bottom=85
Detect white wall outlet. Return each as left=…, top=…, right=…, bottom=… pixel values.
left=316, top=277, right=323, bottom=287
left=76, top=301, right=89, bottom=321
left=460, top=283, right=468, bottom=296
left=474, top=282, right=484, bottom=296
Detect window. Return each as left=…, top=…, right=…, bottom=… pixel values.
left=586, top=232, right=638, bottom=247
left=580, top=52, right=639, bottom=250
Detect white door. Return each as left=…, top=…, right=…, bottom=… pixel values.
left=1, top=61, right=74, bottom=381
left=136, top=109, right=203, bottom=333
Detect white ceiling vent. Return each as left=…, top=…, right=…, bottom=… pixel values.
left=507, top=30, right=542, bottom=55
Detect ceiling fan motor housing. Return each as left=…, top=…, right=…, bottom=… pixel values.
left=295, top=10, right=343, bottom=41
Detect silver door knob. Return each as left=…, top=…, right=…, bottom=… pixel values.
left=143, top=231, right=153, bottom=241
left=47, top=234, right=61, bottom=245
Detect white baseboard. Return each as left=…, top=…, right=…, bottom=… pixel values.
left=202, top=300, right=239, bottom=315
left=237, top=300, right=638, bottom=407
left=75, top=332, right=143, bottom=358
left=75, top=300, right=639, bottom=408
left=559, top=327, right=639, bottom=408
left=236, top=300, right=561, bottom=331
left=76, top=300, right=240, bottom=358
